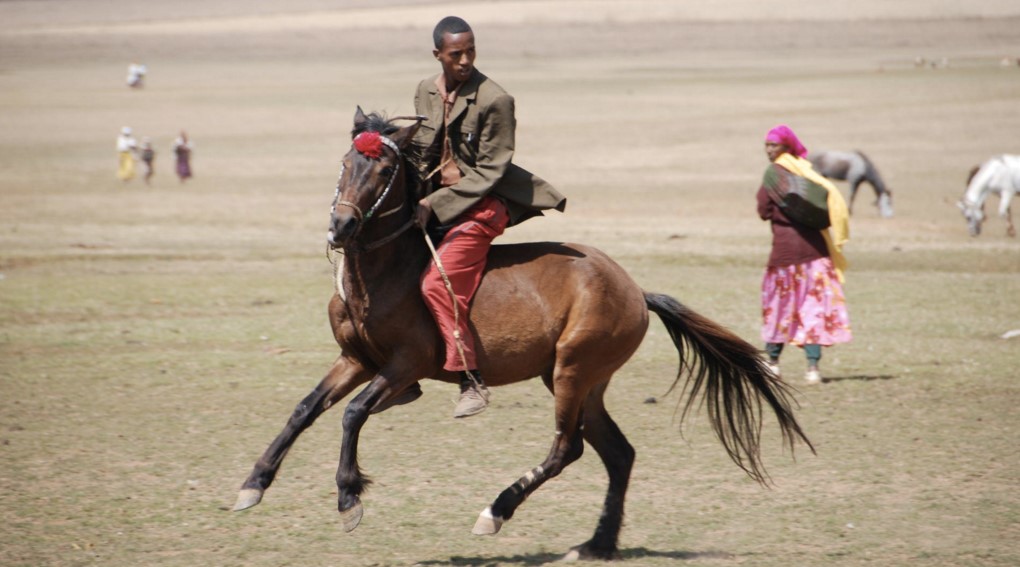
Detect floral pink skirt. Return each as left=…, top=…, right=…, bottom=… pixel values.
left=761, top=257, right=852, bottom=346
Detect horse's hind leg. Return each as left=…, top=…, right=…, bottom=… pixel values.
left=233, top=356, right=372, bottom=511
left=564, top=383, right=635, bottom=561
left=878, top=190, right=894, bottom=218
left=471, top=368, right=589, bottom=536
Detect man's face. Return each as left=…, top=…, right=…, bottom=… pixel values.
left=434, top=31, right=476, bottom=86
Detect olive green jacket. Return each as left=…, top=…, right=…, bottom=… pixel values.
left=412, top=69, right=566, bottom=226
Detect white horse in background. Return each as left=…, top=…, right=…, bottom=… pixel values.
left=957, top=155, right=1019, bottom=237
left=810, top=150, right=894, bottom=218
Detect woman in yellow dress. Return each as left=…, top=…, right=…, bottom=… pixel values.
left=116, top=126, right=138, bottom=182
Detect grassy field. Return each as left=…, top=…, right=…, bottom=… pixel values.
left=2, top=2, right=1019, bottom=566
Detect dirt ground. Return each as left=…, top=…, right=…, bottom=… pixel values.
left=1, top=1, right=1018, bottom=566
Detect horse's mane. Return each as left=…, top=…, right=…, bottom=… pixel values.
left=966, top=165, right=981, bottom=187
left=963, top=159, right=1001, bottom=205
left=351, top=112, right=401, bottom=137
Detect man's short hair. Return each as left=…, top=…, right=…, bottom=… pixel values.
left=433, top=16, right=472, bottom=49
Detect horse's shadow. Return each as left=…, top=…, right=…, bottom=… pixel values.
left=823, top=374, right=897, bottom=383
left=417, top=547, right=729, bottom=565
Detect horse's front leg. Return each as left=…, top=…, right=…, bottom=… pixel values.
left=234, top=355, right=373, bottom=511
left=336, top=371, right=419, bottom=532
left=848, top=179, right=861, bottom=214
left=1000, top=191, right=1015, bottom=237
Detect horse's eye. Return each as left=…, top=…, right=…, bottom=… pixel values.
left=381, top=166, right=394, bottom=177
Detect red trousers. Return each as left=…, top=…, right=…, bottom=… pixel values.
left=420, top=196, right=509, bottom=371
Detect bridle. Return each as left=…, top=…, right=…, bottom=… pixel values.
left=330, top=132, right=415, bottom=251
left=326, top=120, right=479, bottom=381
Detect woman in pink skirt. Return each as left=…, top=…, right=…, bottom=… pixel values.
left=173, top=131, right=193, bottom=183
left=757, top=125, right=852, bottom=384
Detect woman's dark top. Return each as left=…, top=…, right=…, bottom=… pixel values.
left=757, top=185, right=829, bottom=268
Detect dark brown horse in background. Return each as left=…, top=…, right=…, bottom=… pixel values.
left=233, top=108, right=813, bottom=560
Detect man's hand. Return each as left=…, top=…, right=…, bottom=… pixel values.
left=415, top=198, right=433, bottom=228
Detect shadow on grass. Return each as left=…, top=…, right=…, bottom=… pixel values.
left=418, top=547, right=729, bottom=565
left=823, top=374, right=897, bottom=383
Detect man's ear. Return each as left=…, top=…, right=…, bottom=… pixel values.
left=433, top=49, right=441, bottom=60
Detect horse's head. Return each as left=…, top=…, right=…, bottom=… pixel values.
left=327, top=107, right=421, bottom=249
left=957, top=199, right=985, bottom=236
left=957, top=164, right=986, bottom=237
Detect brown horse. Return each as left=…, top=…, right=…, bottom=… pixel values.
left=233, top=108, right=814, bottom=560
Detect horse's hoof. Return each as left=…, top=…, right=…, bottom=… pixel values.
left=562, top=542, right=620, bottom=562
left=232, top=488, right=263, bottom=511
left=339, top=500, right=363, bottom=533
left=471, top=506, right=503, bottom=535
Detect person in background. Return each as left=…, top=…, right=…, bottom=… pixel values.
left=116, top=126, right=138, bottom=182
left=173, top=131, right=193, bottom=183
left=140, top=138, right=156, bottom=185
left=757, top=124, right=852, bottom=384
left=127, top=62, right=147, bottom=88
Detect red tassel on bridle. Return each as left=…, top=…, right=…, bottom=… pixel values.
left=353, top=131, right=384, bottom=159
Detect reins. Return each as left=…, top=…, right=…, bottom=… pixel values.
left=420, top=226, right=482, bottom=391
left=329, top=130, right=418, bottom=253
left=332, top=134, right=403, bottom=229
left=328, top=125, right=481, bottom=391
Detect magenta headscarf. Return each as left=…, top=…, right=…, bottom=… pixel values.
left=765, top=124, right=808, bottom=158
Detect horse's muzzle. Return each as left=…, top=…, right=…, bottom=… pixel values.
left=327, top=212, right=359, bottom=248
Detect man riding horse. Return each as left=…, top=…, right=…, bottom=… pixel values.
left=401, top=16, right=566, bottom=418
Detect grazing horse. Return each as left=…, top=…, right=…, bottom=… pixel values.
left=957, top=155, right=1019, bottom=237
left=809, top=150, right=894, bottom=218
left=233, top=109, right=813, bottom=560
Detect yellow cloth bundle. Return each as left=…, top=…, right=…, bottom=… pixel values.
left=773, top=153, right=850, bottom=281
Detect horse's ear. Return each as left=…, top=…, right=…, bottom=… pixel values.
left=388, top=120, right=422, bottom=150
left=354, top=106, right=368, bottom=129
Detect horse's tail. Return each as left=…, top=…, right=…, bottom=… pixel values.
left=644, top=292, right=814, bottom=484
left=855, top=150, right=889, bottom=195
